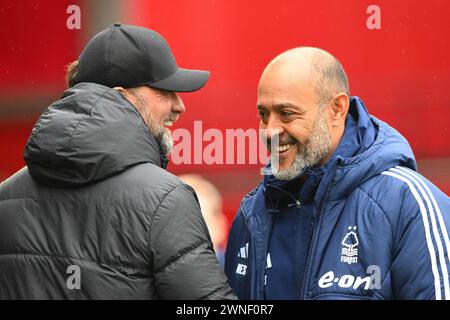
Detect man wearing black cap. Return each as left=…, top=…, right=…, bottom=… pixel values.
left=0, top=24, right=236, bottom=300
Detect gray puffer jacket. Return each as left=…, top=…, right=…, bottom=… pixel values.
left=0, top=82, right=236, bottom=300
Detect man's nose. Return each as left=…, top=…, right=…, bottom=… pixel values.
left=172, top=93, right=185, bottom=114
left=264, top=117, right=285, bottom=139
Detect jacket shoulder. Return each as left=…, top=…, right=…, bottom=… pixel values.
left=116, top=163, right=184, bottom=188
left=358, top=166, right=450, bottom=228
left=0, top=167, right=31, bottom=199
left=372, top=166, right=450, bottom=299
left=358, top=167, right=412, bottom=210
left=98, top=163, right=197, bottom=214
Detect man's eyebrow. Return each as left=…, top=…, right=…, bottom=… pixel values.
left=273, top=102, right=301, bottom=110
left=257, top=102, right=300, bottom=109
left=256, top=104, right=267, bottom=111
left=257, top=102, right=306, bottom=115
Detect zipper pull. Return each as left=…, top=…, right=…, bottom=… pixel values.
left=288, top=200, right=302, bottom=208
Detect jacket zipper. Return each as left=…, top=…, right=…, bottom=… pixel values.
left=237, top=184, right=264, bottom=299
left=238, top=203, right=253, bottom=297
left=240, top=201, right=278, bottom=299
left=301, top=158, right=341, bottom=299
left=300, top=184, right=331, bottom=299
left=259, top=209, right=273, bottom=299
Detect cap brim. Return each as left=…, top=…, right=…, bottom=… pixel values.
left=147, top=68, right=210, bottom=92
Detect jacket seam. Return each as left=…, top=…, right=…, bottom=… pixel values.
left=146, top=184, right=184, bottom=261
left=0, top=197, right=154, bottom=268
left=0, top=197, right=154, bottom=237
left=0, top=197, right=149, bottom=215
left=356, top=186, right=394, bottom=234
left=311, top=292, right=372, bottom=300
left=198, top=284, right=230, bottom=300
left=65, top=87, right=112, bottom=148
left=240, top=183, right=263, bottom=220
left=0, top=252, right=149, bottom=272
left=153, top=239, right=207, bottom=275
left=334, top=117, right=385, bottom=170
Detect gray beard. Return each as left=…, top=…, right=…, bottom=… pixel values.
left=271, top=110, right=332, bottom=180
left=155, top=127, right=174, bottom=156
left=132, top=91, right=174, bottom=157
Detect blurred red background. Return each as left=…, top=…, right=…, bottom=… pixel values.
left=1, top=0, right=449, bottom=246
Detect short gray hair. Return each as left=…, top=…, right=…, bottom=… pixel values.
left=309, top=48, right=350, bottom=107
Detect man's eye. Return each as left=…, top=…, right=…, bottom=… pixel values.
left=258, top=112, right=268, bottom=120
left=281, top=111, right=293, bottom=117
left=157, top=88, right=173, bottom=98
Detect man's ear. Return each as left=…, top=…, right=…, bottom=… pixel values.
left=113, top=86, right=135, bottom=104
left=329, top=93, right=349, bottom=127
left=113, top=86, right=126, bottom=94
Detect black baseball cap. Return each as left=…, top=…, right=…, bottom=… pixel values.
left=76, top=23, right=210, bottom=92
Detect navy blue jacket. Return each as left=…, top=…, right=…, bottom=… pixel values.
left=225, top=97, right=450, bottom=300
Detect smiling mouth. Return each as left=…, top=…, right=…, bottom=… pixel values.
left=163, top=120, right=173, bottom=128
left=275, top=143, right=295, bottom=154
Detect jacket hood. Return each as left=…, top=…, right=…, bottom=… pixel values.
left=24, top=82, right=167, bottom=188
left=329, top=96, right=417, bottom=200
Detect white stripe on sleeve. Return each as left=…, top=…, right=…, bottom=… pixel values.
left=391, top=167, right=449, bottom=299
left=382, top=170, right=442, bottom=300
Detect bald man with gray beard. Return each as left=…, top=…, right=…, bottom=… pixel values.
left=225, top=47, right=450, bottom=300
